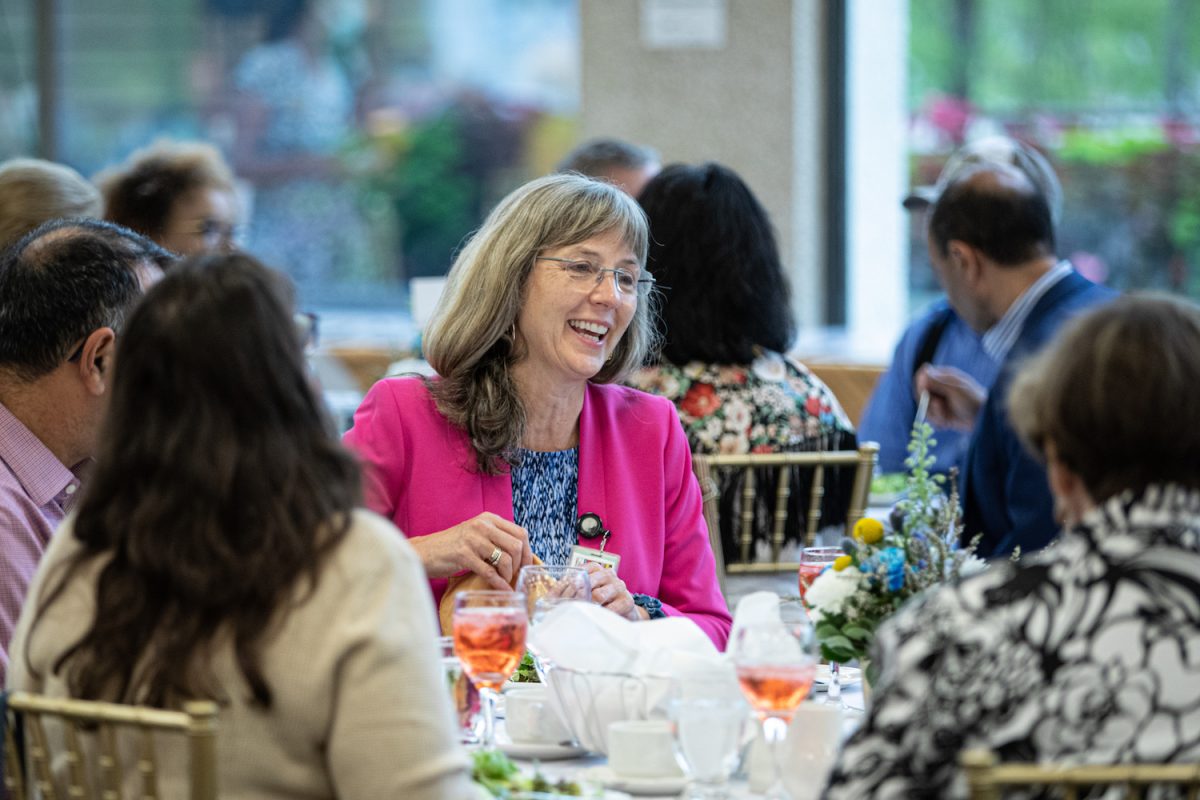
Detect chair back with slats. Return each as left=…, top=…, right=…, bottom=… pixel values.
left=692, top=442, right=878, bottom=590
left=2, top=690, right=218, bottom=800
left=961, top=749, right=1200, bottom=800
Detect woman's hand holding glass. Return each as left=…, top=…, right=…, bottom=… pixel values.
left=408, top=512, right=533, bottom=590
left=516, top=565, right=592, bottom=626
left=584, top=562, right=644, bottom=620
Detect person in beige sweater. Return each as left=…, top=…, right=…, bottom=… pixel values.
left=6, top=253, right=476, bottom=799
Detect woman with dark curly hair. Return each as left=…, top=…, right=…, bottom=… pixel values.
left=627, top=163, right=856, bottom=561
left=7, top=253, right=474, bottom=798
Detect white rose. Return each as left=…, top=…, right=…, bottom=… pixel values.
left=805, top=568, right=863, bottom=616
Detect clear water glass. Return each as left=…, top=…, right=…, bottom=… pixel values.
left=669, top=673, right=749, bottom=799
left=516, top=565, right=591, bottom=678
left=438, top=635, right=480, bottom=744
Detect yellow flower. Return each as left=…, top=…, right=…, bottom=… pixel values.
left=833, top=554, right=853, bottom=571
left=854, top=517, right=885, bottom=544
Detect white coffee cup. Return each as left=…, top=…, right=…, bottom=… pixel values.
left=606, top=719, right=685, bottom=779
left=505, top=686, right=572, bottom=745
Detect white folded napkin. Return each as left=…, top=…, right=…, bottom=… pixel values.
left=528, top=601, right=718, bottom=675
left=528, top=601, right=720, bottom=752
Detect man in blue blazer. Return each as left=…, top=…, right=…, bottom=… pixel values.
left=915, top=163, right=1116, bottom=558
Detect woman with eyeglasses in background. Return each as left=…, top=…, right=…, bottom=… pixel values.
left=96, top=139, right=241, bottom=257
left=7, top=253, right=475, bottom=799
left=343, top=173, right=731, bottom=648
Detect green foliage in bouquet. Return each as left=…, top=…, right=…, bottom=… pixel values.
left=804, top=421, right=982, bottom=673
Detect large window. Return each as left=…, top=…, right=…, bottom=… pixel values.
left=907, top=0, right=1200, bottom=310
left=0, top=0, right=579, bottom=317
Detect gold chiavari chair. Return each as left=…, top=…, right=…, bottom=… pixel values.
left=691, top=442, right=878, bottom=592
left=961, top=748, right=1200, bottom=800
left=2, top=690, right=218, bottom=800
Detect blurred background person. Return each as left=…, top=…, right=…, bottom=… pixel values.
left=915, top=162, right=1114, bottom=557
left=232, top=0, right=373, bottom=297
left=96, top=139, right=239, bottom=257
left=0, top=218, right=169, bottom=685
left=826, top=294, right=1200, bottom=798
left=0, top=158, right=102, bottom=250
left=344, top=173, right=731, bottom=648
left=628, top=162, right=856, bottom=564
left=7, top=253, right=474, bottom=799
left=859, top=136, right=1062, bottom=477
left=555, top=137, right=661, bottom=199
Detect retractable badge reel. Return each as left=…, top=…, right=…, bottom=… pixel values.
left=569, top=512, right=621, bottom=572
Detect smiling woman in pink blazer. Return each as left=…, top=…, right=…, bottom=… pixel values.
left=344, top=174, right=731, bottom=648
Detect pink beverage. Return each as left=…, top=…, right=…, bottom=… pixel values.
left=453, top=607, right=527, bottom=691
left=736, top=663, right=817, bottom=723
left=798, top=562, right=824, bottom=599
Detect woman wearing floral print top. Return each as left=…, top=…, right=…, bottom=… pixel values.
left=824, top=295, right=1200, bottom=799
left=628, top=163, right=855, bottom=563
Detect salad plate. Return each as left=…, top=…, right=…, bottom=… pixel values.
left=576, top=766, right=687, bottom=797
left=497, top=735, right=587, bottom=761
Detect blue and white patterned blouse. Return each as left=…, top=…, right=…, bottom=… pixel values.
left=511, top=448, right=578, bottom=566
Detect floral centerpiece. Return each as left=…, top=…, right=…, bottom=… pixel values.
left=804, top=421, right=984, bottom=680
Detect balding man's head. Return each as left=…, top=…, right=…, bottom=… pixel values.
left=927, top=162, right=1056, bottom=266
left=0, top=219, right=173, bottom=382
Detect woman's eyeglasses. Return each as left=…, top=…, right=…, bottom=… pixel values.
left=536, top=257, right=655, bottom=297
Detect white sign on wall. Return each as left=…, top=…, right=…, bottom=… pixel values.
left=640, top=0, right=727, bottom=49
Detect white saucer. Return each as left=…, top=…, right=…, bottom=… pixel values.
left=497, top=736, right=587, bottom=761
left=814, top=664, right=861, bottom=691
left=577, top=765, right=687, bottom=796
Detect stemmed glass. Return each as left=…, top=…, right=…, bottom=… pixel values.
left=799, top=546, right=846, bottom=702
left=729, top=601, right=818, bottom=800
left=516, top=565, right=591, bottom=679
left=452, top=590, right=528, bottom=751
left=668, top=672, right=749, bottom=799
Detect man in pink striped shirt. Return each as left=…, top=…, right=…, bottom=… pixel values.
left=0, top=218, right=171, bottom=684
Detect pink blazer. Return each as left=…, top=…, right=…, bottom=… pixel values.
left=343, top=377, right=732, bottom=649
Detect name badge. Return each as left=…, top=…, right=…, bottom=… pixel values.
left=569, top=544, right=621, bottom=573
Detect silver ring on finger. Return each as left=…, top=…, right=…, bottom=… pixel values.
left=487, top=546, right=503, bottom=567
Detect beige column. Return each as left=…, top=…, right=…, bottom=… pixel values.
left=580, top=0, right=832, bottom=326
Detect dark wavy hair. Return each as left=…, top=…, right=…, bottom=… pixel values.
left=638, top=162, right=795, bottom=365
left=32, top=252, right=361, bottom=708
left=0, top=218, right=171, bottom=380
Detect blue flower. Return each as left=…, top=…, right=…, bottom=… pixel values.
left=878, top=547, right=906, bottom=592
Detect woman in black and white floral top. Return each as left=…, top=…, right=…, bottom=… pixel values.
left=627, top=163, right=855, bottom=562
left=824, top=294, right=1200, bottom=800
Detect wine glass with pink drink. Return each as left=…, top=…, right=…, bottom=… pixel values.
left=452, top=590, right=528, bottom=751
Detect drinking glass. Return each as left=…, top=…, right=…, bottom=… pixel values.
left=517, top=565, right=591, bottom=680
left=516, top=565, right=592, bottom=625
left=730, top=601, right=818, bottom=800
left=799, top=546, right=846, bottom=703
left=452, top=590, right=528, bottom=751
left=439, top=635, right=480, bottom=744
left=797, top=546, right=843, bottom=600
left=669, top=673, right=749, bottom=799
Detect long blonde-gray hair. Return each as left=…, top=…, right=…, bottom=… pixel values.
left=424, top=173, right=657, bottom=474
